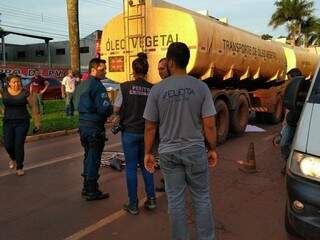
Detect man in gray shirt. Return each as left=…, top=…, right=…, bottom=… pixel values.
left=143, top=42, right=217, bottom=240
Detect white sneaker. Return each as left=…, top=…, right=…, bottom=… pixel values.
left=9, top=160, right=16, bottom=169
left=16, top=170, right=25, bottom=176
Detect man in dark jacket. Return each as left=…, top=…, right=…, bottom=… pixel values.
left=75, top=58, right=113, bottom=201
left=280, top=68, right=303, bottom=173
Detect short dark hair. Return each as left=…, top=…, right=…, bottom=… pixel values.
left=132, top=52, right=149, bottom=75
left=158, top=57, right=167, bottom=64
left=166, top=42, right=190, bottom=69
left=73, top=71, right=82, bottom=78
left=0, top=72, right=6, bottom=79
left=287, top=68, right=302, bottom=78
left=89, top=58, right=106, bottom=73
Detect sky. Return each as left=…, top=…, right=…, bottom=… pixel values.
left=0, top=0, right=319, bottom=45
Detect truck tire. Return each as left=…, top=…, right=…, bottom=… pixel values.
left=265, top=95, right=283, bottom=124
left=215, top=99, right=229, bottom=144
left=230, top=95, right=249, bottom=135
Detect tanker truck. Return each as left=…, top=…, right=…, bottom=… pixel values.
left=100, top=0, right=320, bottom=144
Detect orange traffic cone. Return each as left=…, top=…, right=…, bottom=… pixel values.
left=237, top=142, right=259, bottom=173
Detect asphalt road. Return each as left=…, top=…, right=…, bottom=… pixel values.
left=0, top=125, right=303, bottom=240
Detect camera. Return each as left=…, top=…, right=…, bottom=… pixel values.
left=111, top=123, right=123, bottom=134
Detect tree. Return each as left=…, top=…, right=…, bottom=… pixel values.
left=269, top=0, right=314, bottom=46
left=66, top=0, right=80, bottom=73
left=301, top=16, right=320, bottom=46
left=261, top=34, right=273, bottom=40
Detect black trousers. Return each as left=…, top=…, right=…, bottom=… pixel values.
left=3, top=119, right=30, bottom=170
left=79, top=125, right=105, bottom=181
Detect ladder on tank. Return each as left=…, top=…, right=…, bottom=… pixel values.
left=123, top=0, right=147, bottom=81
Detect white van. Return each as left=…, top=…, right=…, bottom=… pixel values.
left=284, top=63, right=320, bottom=240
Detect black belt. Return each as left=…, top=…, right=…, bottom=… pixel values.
left=79, top=120, right=105, bottom=129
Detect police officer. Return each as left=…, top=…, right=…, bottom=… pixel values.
left=75, top=58, right=113, bottom=201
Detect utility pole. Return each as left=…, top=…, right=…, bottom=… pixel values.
left=66, top=0, right=80, bottom=73
left=0, top=12, right=6, bottom=66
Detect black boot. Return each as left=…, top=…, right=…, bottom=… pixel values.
left=85, top=180, right=110, bottom=201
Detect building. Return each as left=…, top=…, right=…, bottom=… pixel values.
left=0, top=30, right=101, bottom=71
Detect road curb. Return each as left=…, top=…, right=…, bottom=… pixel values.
left=0, top=129, right=78, bottom=145
left=25, top=129, right=79, bottom=143
left=0, top=122, right=113, bottom=145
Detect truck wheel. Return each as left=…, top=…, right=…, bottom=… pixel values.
left=266, top=95, right=283, bottom=124
left=215, top=99, right=229, bottom=144
left=230, top=95, right=249, bottom=135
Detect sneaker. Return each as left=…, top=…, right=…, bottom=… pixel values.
left=123, top=203, right=139, bottom=215
left=144, top=197, right=156, bottom=210
left=16, top=169, right=25, bottom=176
left=9, top=160, right=16, bottom=169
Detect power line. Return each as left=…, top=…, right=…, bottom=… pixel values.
left=1, top=22, right=98, bottom=41
left=0, top=2, right=102, bottom=29
left=0, top=9, right=104, bottom=40
left=0, top=9, right=98, bottom=34
left=2, top=19, right=68, bottom=35
left=0, top=6, right=101, bottom=29
left=100, top=0, right=122, bottom=6
left=0, top=0, right=122, bottom=43
left=80, top=0, right=121, bottom=9
left=0, top=24, right=69, bottom=38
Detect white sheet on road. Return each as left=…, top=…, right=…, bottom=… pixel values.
left=245, top=124, right=266, bottom=132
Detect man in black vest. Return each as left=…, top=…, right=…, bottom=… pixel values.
left=113, top=53, right=156, bottom=215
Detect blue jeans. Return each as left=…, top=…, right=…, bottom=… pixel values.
left=65, top=92, right=74, bottom=116
left=280, top=124, right=296, bottom=161
left=3, top=119, right=30, bottom=170
left=79, top=126, right=105, bottom=181
left=159, top=145, right=215, bottom=240
left=121, top=131, right=155, bottom=206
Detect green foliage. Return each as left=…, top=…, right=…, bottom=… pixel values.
left=301, top=16, right=320, bottom=46
left=43, top=100, right=66, bottom=114
left=28, top=113, right=78, bottom=134
left=269, top=0, right=315, bottom=44
left=0, top=100, right=78, bottom=139
left=269, top=0, right=314, bottom=28
left=261, top=34, right=273, bottom=40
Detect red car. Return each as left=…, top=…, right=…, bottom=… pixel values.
left=22, top=77, right=62, bottom=100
